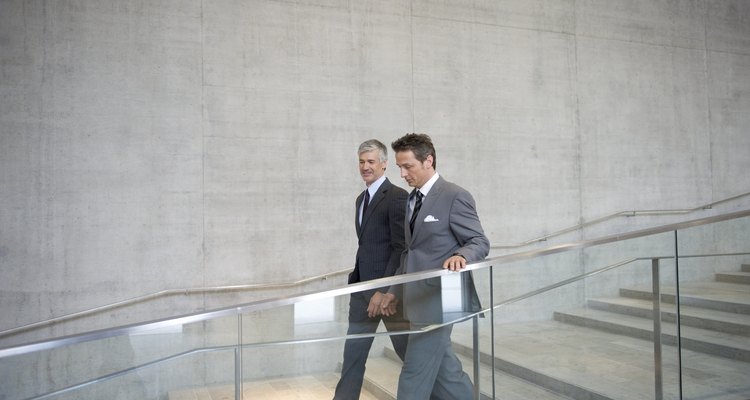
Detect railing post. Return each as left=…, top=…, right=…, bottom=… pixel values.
left=234, top=346, right=241, bottom=400
left=473, top=315, right=480, bottom=400
left=490, top=265, right=495, bottom=400
left=236, top=314, right=242, bottom=400
left=652, top=258, right=663, bottom=400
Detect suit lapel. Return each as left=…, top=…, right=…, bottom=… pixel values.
left=409, top=176, right=445, bottom=243
left=360, top=179, right=391, bottom=234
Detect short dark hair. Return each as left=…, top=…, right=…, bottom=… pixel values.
left=391, top=133, right=436, bottom=169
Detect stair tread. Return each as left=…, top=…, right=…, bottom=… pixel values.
left=556, top=307, right=750, bottom=350
left=368, top=346, right=574, bottom=399
left=168, top=373, right=366, bottom=400
left=717, top=271, right=750, bottom=282
left=451, top=320, right=750, bottom=400
left=362, top=356, right=399, bottom=399
left=623, top=281, right=750, bottom=305
left=589, top=296, right=750, bottom=326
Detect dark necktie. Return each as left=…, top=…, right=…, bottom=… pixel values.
left=409, top=190, right=423, bottom=233
left=361, top=190, right=370, bottom=221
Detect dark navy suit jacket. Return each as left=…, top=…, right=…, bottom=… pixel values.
left=350, top=178, right=408, bottom=287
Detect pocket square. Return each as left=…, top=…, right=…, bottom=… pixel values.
left=423, top=215, right=439, bottom=222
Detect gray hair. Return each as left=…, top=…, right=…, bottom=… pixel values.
left=358, top=139, right=388, bottom=163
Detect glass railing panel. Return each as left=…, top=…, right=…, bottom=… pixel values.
left=240, top=340, right=345, bottom=398
left=489, top=230, right=680, bottom=400
left=230, top=265, right=493, bottom=399
left=488, top=250, right=584, bottom=324
left=0, top=314, right=240, bottom=400
left=0, top=333, right=138, bottom=400
left=36, top=348, right=237, bottom=400
left=675, top=214, right=750, bottom=400
left=239, top=303, right=347, bottom=395
left=443, top=265, right=496, bottom=399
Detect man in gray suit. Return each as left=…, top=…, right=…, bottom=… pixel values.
left=380, top=133, right=490, bottom=400
left=333, top=139, right=409, bottom=400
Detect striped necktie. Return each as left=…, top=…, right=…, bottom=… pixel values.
left=409, top=190, right=423, bottom=233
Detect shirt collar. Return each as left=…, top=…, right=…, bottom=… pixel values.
left=367, top=175, right=387, bottom=197
left=417, top=172, right=439, bottom=197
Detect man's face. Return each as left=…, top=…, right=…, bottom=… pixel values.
left=359, top=150, right=387, bottom=186
left=395, top=150, right=433, bottom=189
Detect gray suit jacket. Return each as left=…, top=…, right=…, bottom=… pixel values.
left=396, top=176, right=489, bottom=323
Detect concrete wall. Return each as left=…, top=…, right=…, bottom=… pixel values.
left=1, top=0, right=750, bottom=344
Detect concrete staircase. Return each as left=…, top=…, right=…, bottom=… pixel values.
left=361, top=263, right=750, bottom=400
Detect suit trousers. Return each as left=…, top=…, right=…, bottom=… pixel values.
left=334, top=292, right=409, bottom=400
left=397, top=324, right=473, bottom=400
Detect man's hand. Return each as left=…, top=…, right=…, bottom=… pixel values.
left=367, top=292, right=399, bottom=317
left=367, top=291, right=385, bottom=318
left=379, top=292, right=398, bottom=316
left=443, top=254, right=466, bottom=271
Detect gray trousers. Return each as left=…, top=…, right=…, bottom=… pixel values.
left=397, top=324, right=473, bottom=400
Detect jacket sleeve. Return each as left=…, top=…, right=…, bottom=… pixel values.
left=449, top=190, right=490, bottom=262
left=385, top=188, right=407, bottom=277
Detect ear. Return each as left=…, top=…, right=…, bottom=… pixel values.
left=425, top=155, right=434, bottom=169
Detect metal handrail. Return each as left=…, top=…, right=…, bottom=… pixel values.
left=491, top=190, right=750, bottom=249
left=0, top=268, right=352, bottom=339
left=2, top=208, right=749, bottom=359
left=2, top=191, right=747, bottom=339
left=18, top=249, right=750, bottom=400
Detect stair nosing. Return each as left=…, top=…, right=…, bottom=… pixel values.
left=586, top=297, right=750, bottom=335
left=553, top=308, right=750, bottom=361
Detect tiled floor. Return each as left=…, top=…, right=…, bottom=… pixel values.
left=168, top=353, right=572, bottom=400
left=168, top=373, right=381, bottom=400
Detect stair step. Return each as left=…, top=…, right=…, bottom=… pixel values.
left=619, top=281, right=750, bottom=314
left=168, top=373, right=362, bottom=400
left=716, top=271, right=750, bottom=285
left=367, top=345, right=575, bottom=400
left=450, top=321, right=750, bottom=400
left=361, top=357, right=398, bottom=400
left=451, top=341, right=611, bottom=400
left=553, top=308, right=750, bottom=362
left=587, top=297, right=750, bottom=336
left=453, top=349, right=576, bottom=400
left=742, top=264, right=750, bottom=273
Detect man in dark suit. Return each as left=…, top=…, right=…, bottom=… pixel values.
left=381, top=133, right=490, bottom=400
left=333, top=139, right=409, bottom=400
